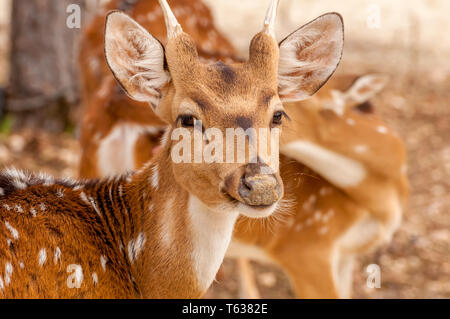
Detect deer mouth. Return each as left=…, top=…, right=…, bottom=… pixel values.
left=221, top=181, right=281, bottom=219
left=222, top=163, right=283, bottom=213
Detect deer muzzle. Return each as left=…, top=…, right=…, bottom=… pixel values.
left=225, top=163, right=283, bottom=207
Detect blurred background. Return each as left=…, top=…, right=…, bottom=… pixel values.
left=0, top=0, right=448, bottom=298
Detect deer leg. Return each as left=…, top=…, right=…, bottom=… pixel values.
left=274, top=248, right=342, bottom=299
left=237, top=258, right=261, bottom=299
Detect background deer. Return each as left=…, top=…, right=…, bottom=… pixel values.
left=0, top=0, right=344, bottom=298
left=229, top=74, right=409, bottom=298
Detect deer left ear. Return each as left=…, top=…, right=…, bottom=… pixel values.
left=104, top=11, right=170, bottom=108
left=278, top=13, right=344, bottom=102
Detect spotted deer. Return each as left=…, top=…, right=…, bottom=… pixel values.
left=78, top=0, right=407, bottom=299
left=0, top=0, right=344, bottom=298
left=229, top=74, right=409, bottom=298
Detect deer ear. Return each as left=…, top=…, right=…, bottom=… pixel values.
left=104, top=11, right=170, bottom=108
left=278, top=13, right=344, bottom=102
left=344, top=74, right=389, bottom=104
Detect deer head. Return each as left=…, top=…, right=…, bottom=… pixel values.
left=104, top=0, right=344, bottom=218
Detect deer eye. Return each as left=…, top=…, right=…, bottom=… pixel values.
left=272, top=111, right=286, bottom=126
left=177, top=115, right=196, bottom=127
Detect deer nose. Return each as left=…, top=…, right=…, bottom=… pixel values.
left=225, top=163, right=283, bottom=207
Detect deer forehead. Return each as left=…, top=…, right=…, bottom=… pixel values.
left=166, top=33, right=279, bottom=92
left=174, top=62, right=278, bottom=99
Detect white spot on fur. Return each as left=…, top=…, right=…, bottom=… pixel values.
left=92, top=272, right=98, bottom=286
left=2, top=204, right=11, bottom=211
left=5, top=221, right=19, bottom=240
left=100, top=255, right=107, bottom=271
left=318, top=226, right=329, bottom=235
left=0, top=276, right=4, bottom=290
left=281, top=141, right=367, bottom=188
left=81, top=193, right=101, bottom=216
left=127, top=232, right=147, bottom=263
left=54, top=247, right=61, bottom=264
left=88, top=197, right=101, bottom=216
left=30, top=208, right=37, bottom=217
left=147, top=12, right=158, bottom=22
left=39, top=203, right=46, bottom=212
left=80, top=192, right=89, bottom=204
left=56, top=188, right=65, bottom=198
left=189, top=196, right=239, bottom=292
left=68, top=264, right=84, bottom=288
left=150, top=165, right=159, bottom=190
left=73, top=185, right=83, bottom=191
left=38, top=249, right=47, bottom=266
left=97, top=80, right=110, bottom=99
left=14, top=180, right=27, bottom=190
left=4, top=262, right=13, bottom=285
left=160, top=126, right=171, bottom=147
left=6, top=239, right=11, bottom=247
left=322, top=209, right=335, bottom=223
left=346, top=118, right=355, bottom=126
left=319, top=187, right=332, bottom=196
left=302, top=194, right=317, bottom=211
left=19, top=262, right=24, bottom=269
left=377, top=126, right=388, bottom=134
left=0, top=187, right=4, bottom=196
left=14, top=205, right=23, bottom=213
left=314, top=210, right=322, bottom=221
left=401, top=164, right=408, bottom=175
left=354, top=145, right=368, bottom=154
left=160, top=198, right=174, bottom=247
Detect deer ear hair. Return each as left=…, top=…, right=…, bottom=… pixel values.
left=104, top=11, right=170, bottom=108
left=278, top=13, right=344, bottom=102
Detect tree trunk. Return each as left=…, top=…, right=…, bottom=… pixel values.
left=7, top=0, right=98, bottom=132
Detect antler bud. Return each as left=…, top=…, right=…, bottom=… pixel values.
left=158, top=0, right=183, bottom=39
left=263, top=0, right=279, bottom=38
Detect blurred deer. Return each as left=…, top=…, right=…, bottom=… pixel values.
left=78, top=0, right=407, bottom=298
left=229, top=74, right=409, bottom=298
left=0, top=0, right=344, bottom=298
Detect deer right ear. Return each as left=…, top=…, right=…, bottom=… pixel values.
left=278, top=13, right=344, bottom=102
left=104, top=11, right=170, bottom=108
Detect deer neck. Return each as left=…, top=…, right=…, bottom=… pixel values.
left=122, top=142, right=239, bottom=298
